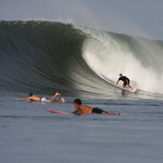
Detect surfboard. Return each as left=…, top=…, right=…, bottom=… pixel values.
left=132, top=88, right=140, bottom=93
left=47, top=109, right=70, bottom=114
left=121, top=87, right=140, bottom=93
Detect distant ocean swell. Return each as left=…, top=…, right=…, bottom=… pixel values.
left=0, top=21, right=163, bottom=99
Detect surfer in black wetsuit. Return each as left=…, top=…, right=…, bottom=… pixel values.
left=116, top=74, right=133, bottom=91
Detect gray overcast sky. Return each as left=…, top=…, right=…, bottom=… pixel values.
left=0, top=0, right=163, bottom=40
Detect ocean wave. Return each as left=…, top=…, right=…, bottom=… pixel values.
left=0, top=21, right=163, bottom=99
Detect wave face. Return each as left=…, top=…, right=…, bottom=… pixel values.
left=0, top=21, right=163, bottom=99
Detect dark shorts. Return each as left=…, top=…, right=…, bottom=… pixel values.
left=92, top=108, right=108, bottom=114
left=123, top=79, right=130, bottom=86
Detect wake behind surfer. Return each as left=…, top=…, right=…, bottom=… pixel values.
left=19, top=92, right=65, bottom=103
left=116, top=74, right=133, bottom=91
left=72, top=98, right=124, bottom=115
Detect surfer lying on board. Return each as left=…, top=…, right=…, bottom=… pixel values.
left=19, top=92, right=65, bottom=103
left=116, top=74, right=133, bottom=91
left=72, top=98, right=124, bottom=115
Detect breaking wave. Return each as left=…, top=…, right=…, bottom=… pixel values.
left=0, top=21, right=163, bottom=99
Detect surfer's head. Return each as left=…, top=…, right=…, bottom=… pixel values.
left=119, top=73, right=123, bottom=77
left=74, top=98, right=82, bottom=105
left=29, top=92, right=33, bottom=96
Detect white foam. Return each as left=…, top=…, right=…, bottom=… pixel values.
left=81, top=29, right=163, bottom=94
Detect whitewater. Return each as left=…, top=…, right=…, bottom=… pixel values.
left=79, top=27, right=163, bottom=94
left=0, top=21, right=163, bottom=163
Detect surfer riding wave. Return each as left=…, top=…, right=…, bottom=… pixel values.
left=116, top=74, right=133, bottom=91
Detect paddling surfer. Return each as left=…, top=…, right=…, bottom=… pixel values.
left=19, top=92, right=65, bottom=103
left=72, top=98, right=123, bottom=115
left=116, top=74, right=133, bottom=91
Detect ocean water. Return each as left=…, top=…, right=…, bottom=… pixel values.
left=1, top=91, right=163, bottom=163
left=0, top=21, right=163, bottom=163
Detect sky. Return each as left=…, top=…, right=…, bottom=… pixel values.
left=0, top=0, right=163, bottom=40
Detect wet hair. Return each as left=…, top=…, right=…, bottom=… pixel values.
left=119, top=73, right=122, bottom=76
left=74, top=98, right=82, bottom=105
left=29, top=92, right=33, bottom=96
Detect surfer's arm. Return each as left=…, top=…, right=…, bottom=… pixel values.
left=71, top=108, right=81, bottom=115
left=116, top=80, right=119, bottom=85
left=71, top=109, right=78, bottom=113
left=18, top=97, right=30, bottom=101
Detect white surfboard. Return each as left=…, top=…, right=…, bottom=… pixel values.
left=120, top=86, right=140, bottom=93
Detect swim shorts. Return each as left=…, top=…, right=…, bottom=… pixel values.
left=40, top=97, right=50, bottom=102
left=123, top=81, right=127, bottom=86
left=123, top=79, right=130, bottom=86
left=119, top=76, right=130, bottom=86
left=92, top=108, right=107, bottom=114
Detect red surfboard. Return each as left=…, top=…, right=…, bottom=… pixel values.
left=47, top=109, right=70, bottom=114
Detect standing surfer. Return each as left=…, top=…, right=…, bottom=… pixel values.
left=116, top=74, right=133, bottom=91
